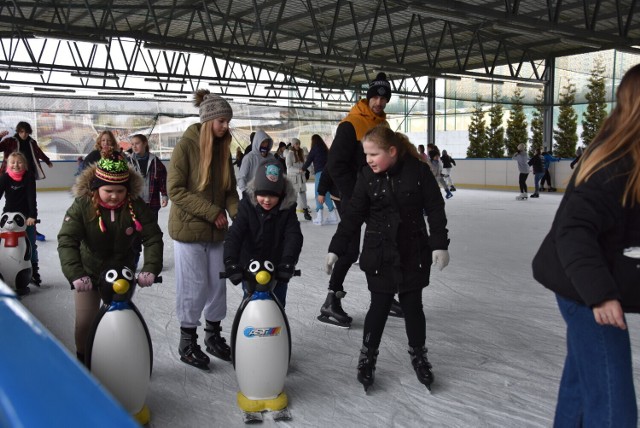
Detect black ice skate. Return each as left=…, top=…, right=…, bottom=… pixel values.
left=548, top=187, right=557, bottom=192
left=409, top=346, right=434, bottom=392
left=357, top=346, right=378, bottom=393
left=31, top=262, right=41, bottom=287
left=204, top=322, right=232, bottom=361
left=317, top=291, right=352, bottom=328
left=303, top=208, right=312, bottom=221
left=179, top=328, right=210, bottom=370
left=389, top=298, right=404, bottom=318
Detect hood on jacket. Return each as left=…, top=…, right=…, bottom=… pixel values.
left=341, top=99, right=389, bottom=141
left=251, top=129, right=274, bottom=154
left=245, top=175, right=297, bottom=211
left=72, top=162, right=144, bottom=200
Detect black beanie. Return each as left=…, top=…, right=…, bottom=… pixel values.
left=367, top=72, right=392, bottom=102
left=253, top=160, right=285, bottom=197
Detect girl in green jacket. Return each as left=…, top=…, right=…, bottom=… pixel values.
left=58, top=149, right=164, bottom=363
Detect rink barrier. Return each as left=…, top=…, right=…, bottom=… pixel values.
left=0, top=281, right=138, bottom=428
left=36, top=158, right=573, bottom=192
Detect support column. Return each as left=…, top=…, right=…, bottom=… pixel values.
left=427, top=78, right=436, bottom=146
left=543, top=58, right=555, bottom=152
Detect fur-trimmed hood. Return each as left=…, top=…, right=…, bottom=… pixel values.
left=72, top=162, right=144, bottom=199
left=244, top=174, right=297, bottom=211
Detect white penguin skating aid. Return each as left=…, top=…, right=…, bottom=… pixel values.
left=0, top=212, right=32, bottom=296
left=86, top=266, right=157, bottom=425
left=222, top=260, right=299, bottom=423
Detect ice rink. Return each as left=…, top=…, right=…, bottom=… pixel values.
left=21, top=186, right=640, bottom=427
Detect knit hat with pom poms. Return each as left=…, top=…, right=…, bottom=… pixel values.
left=194, top=89, right=233, bottom=124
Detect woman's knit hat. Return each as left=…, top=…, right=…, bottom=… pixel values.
left=194, top=89, right=233, bottom=123
left=91, top=149, right=130, bottom=190
left=254, top=160, right=285, bottom=197
left=367, top=72, right=392, bottom=102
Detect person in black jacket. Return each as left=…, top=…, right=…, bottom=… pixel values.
left=325, top=125, right=450, bottom=392
left=440, top=149, right=456, bottom=191
left=527, top=147, right=545, bottom=198
left=224, top=160, right=303, bottom=308
left=532, top=63, right=640, bottom=427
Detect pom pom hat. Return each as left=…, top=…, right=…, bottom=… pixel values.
left=194, top=89, right=233, bottom=123
left=254, top=160, right=285, bottom=197
left=367, top=72, right=392, bottom=102
left=91, top=149, right=130, bottom=190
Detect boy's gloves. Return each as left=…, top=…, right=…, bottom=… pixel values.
left=73, top=276, right=92, bottom=292
left=324, top=253, right=339, bottom=275
left=276, top=263, right=295, bottom=283
left=432, top=250, right=450, bottom=271
left=137, top=272, right=156, bottom=287
left=225, top=263, right=243, bottom=285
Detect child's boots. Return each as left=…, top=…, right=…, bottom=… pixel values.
left=179, top=327, right=210, bottom=370
left=204, top=320, right=231, bottom=361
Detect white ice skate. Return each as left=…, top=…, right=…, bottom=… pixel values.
left=515, top=193, right=528, bottom=201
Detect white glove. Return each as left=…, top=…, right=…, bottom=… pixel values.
left=72, top=276, right=93, bottom=292
left=137, top=272, right=156, bottom=287
left=325, top=253, right=339, bottom=275
left=432, top=250, right=450, bottom=271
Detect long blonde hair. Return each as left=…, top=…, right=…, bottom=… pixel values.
left=575, top=63, right=640, bottom=206
left=362, top=125, right=421, bottom=161
left=197, top=121, right=233, bottom=192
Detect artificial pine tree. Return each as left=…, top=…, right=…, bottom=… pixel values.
left=505, top=88, right=528, bottom=156
left=486, top=101, right=505, bottom=158
left=529, top=90, right=544, bottom=155
left=581, top=59, right=608, bottom=147
left=554, top=82, right=578, bottom=158
left=467, top=99, right=487, bottom=158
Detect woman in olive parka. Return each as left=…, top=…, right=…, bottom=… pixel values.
left=58, top=149, right=163, bottom=362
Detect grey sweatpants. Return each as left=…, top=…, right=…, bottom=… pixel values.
left=174, top=240, right=227, bottom=328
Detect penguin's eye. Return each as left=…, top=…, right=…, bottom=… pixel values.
left=249, top=261, right=260, bottom=273
left=105, top=269, right=118, bottom=282
left=122, top=268, right=134, bottom=281
left=264, top=261, right=275, bottom=272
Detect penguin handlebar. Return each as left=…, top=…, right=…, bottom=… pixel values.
left=219, top=269, right=302, bottom=279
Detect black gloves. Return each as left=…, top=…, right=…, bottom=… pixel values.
left=225, top=263, right=243, bottom=285
left=276, top=263, right=295, bottom=283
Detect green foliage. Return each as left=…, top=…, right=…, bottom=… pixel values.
left=554, top=82, right=578, bottom=158
left=581, top=60, right=608, bottom=146
left=486, top=101, right=505, bottom=158
left=467, top=99, right=487, bottom=158
left=529, top=90, right=544, bottom=155
left=505, top=89, right=528, bottom=155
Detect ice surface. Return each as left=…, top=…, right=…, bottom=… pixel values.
left=23, top=187, right=640, bottom=427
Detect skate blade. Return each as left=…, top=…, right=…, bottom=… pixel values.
left=179, top=357, right=210, bottom=371
left=242, top=411, right=263, bottom=423
left=271, top=407, right=292, bottom=421
left=388, top=311, right=404, bottom=318
left=205, top=346, right=232, bottom=362
left=317, top=315, right=350, bottom=329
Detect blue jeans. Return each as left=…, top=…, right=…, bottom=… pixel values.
left=534, top=172, right=545, bottom=193
left=554, top=294, right=637, bottom=427
left=242, top=281, right=288, bottom=308
left=314, top=171, right=335, bottom=212
left=26, top=224, right=38, bottom=264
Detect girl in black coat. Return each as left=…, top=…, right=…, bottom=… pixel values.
left=532, top=63, right=640, bottom=427
left=326, top=125, right=450, bottom=391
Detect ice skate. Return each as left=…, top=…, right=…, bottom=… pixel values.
left=303, top=208, right=312, bottom=221
left=515, top=193, right=528, bottom=201
left=548, top=187, right=557, bottom=192
left=389, top=298, right=404, bottom=318
left=530, top=192, right=539, bottom=198
left=31, top=262, right=41, bottom=287
left=409, top=346, right=434, bottom=392
left=449, top=185, right=456, bottom=191
left=357, top=346, right=378, bottom=393
left=313, top=209, right=323, bottom=225
left=317, top=290, right=352, bottom=328
left=179, top=328, right=210, bottom=370
left=204, top=322, right=231, bottom=361
left=324, top=209, right=339, bottom=225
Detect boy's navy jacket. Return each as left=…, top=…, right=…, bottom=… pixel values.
left=224, top=176, right=303, bottom=268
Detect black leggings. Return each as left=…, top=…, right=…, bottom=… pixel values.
left=362, top=288, right=426, bottom=350
left=540, top=169, right=551, bottom=188
left=328, top=198, right=359, bottom=293
left=518, top=173, right=529, bottom=193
